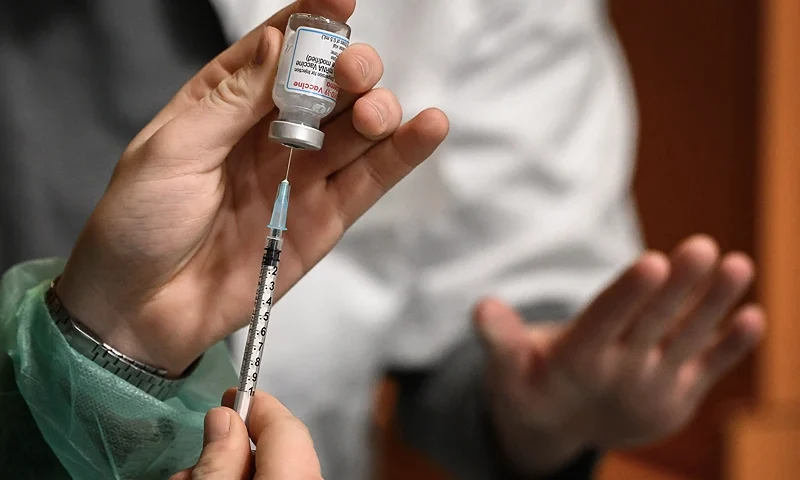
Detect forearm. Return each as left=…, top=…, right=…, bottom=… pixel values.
left=392, top=302, right=600, bottom=480
left=0, top=260, right=237, bottom=479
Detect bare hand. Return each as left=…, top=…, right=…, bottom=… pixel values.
left=475, top=235, right=765, bottom=474
left=56, top=0, right=449, bottom=375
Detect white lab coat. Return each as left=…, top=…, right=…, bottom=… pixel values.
left=213, top=1, right=643, bottom=478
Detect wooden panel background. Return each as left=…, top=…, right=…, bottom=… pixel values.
left=600, top=1, right=760, bottom=478
left=726, top=0, right=800, bottom=478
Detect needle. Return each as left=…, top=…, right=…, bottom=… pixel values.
left=284, top=148, right=293, bottom=181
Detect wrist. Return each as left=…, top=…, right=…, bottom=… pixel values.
left=55, top=270, right=201, bottom=377
left=489, top=403, right=590, bottom=476
left=46, top=279, right=202, bottom=399
left=499, top=426, right=588, bottom=476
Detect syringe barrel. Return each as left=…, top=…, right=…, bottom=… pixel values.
left=234, top=230, right=284, bottom=423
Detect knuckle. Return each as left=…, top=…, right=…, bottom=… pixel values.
left=368, top=89, right=402, bottom=125
left=349, top=43, right=383, bottom=71
left=369, top=87, right=395, bottom=103
left=288, top=416, right=313, bottom=439
left=277, top=410, right=311, bottom=436
left=139, top=127, right=198, bottom=170
left=253, top=390, right=285, bottom=409
left=142, top=128, right=174, bottom=158
left=208, top=68, right=255, bottom=114
left=363, top=156, right=391, bottom=191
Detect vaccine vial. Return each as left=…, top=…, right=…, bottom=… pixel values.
left=269, top=14, right=351, bottom=151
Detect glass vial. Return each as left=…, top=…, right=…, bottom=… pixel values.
left=269, top=14, right=352, bottom=151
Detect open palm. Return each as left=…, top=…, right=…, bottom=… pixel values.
left=58, top=0, right=448, bottom=375
left=476, top=236, right=765, bottom=473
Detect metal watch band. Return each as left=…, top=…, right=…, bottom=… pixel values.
left=45, top=279, right=197, bottom=400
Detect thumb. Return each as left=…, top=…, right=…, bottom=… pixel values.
left=474, top=298, right=530, bottom=375
left=152, top=25, right=283, bottom=168
left=171, top=407, right=252, bottom=480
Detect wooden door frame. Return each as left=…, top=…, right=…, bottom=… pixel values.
left=726, top=0, right=800, bottom=478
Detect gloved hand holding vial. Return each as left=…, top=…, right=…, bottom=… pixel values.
left=234, top=12, right=352, bottom=425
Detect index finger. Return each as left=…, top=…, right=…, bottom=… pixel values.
left=133, top=0, right=356, bottom=147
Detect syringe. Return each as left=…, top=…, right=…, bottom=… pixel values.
left=233, top=149, right=293, bottom=424
left=233, top=9, right=350, bottom=424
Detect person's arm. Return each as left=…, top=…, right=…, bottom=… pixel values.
left=392, top=302, right=599, bottom=480
left=0, top=1, right=447, bottom=477
left=394, top=238, right=765, bottom=479
left=0, top=259, right=236, bottom=479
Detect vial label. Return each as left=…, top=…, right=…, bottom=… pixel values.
left=285, top=27, right=349, bottom=101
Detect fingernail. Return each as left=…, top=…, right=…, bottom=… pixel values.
left=368, top=99, right=388, bottom=125
left=252, top=27, right=270, bottom=66
left=204, top=408, right=231, bottom=444
left=354, top=54, right=370, bottom=80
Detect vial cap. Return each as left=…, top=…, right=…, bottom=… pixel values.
left=269, top=120, right=325, bottom=151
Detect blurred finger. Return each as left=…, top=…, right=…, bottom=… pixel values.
left=663, top=253, right=755, bottom=366
left=133, top=0, right=356, bottom=147
left=691, top=304, right=765, bottom=398
left=288, top=88, right=402, bottom=185
left=474, top=298, right=531, bottom=381
left=625, top=235, right=719, bottom=350
left=325, top=44, right=385, bottom=120
left=563, top=253, right=669, bottom=352
left=326, top=108, right=449, bottom=226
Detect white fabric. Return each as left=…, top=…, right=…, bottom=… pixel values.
left=214, top=1, right=643, bottom=478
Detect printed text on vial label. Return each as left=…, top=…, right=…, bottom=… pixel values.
left=286, top=27, right=349, bottom=101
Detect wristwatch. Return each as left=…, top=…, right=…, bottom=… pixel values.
left=45, top=278, right=197, bottom=400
